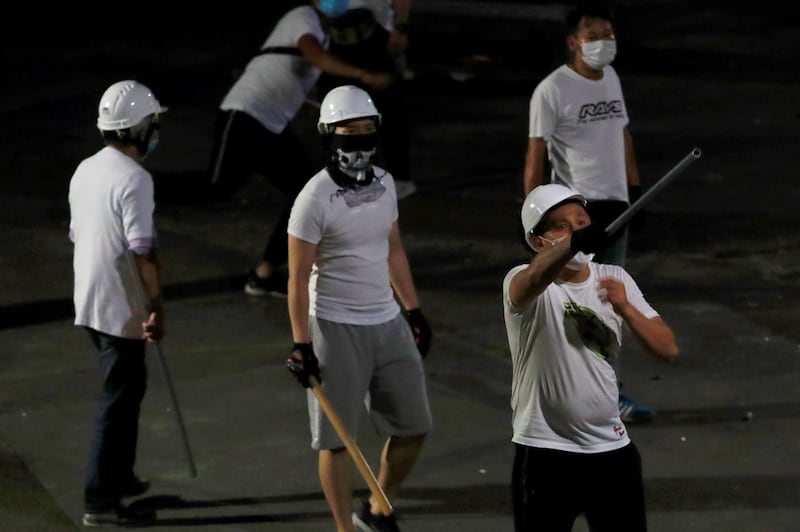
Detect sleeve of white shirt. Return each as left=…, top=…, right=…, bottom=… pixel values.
left=529, top=81, right=557, bottom=139
left=288, top=185, right=325, bottom=245
left=120, top=169, right=155, bottom=244
left=619, top=268, right=658, bottom=319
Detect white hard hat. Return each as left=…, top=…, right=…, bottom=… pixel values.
left=521, top=184, right=586, bottom=249
left=317, top=85, right=381, bottom=134
left=97, top=80, right=167, bottom=131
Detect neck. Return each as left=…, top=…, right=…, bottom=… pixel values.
left=568, top=60, right=604, bottom=80
left=109, top=143, right=142, bottom=161
left=559, top=265, right=590, bottom=283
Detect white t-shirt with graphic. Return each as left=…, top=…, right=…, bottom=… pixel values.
left=288, top=167, right=401, bottom=325
left=221, top=6, right=328, bottom=134
left=529, top=64, right=629, bottom=202
left=502, top=262, right=658, bottom=453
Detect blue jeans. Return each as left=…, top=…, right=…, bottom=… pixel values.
left=83, top=328, right=147, bottom=512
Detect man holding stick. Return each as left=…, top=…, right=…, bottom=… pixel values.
left=523, top=2, right=653, bottom=423
left=285, top=84, right=432, bottom=532
left=503, top=184, right=678, bottom=531
left=69, top=80, right=166, bottom=527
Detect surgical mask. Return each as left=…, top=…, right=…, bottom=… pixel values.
left=539, top=235, right=595, bottom=270
left=581, top=39, right=617, bottom=69
left=328, top=133, right=378, bottom=184
left=565, top=252, right=595, bottom=271
left=318, top=0, right=348, bottom=18
left=147, top=137, right=159, bottom=156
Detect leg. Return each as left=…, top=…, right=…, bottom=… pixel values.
left=360, top=315, right=433, bottom=520
left=583, top=444, right=647, bottom=532
left=245, top=128, right=311, bottom=296
left=511, top=444, right=580, bottom=532
left=206, top=110, right=264, bottom=201
left=372, top=434, right=426, bottom=510
left=319, top=447, right=356, bottom=532
left=309, top=318, right=373, bottom=530
left=84, top=329, right=147, bottom=513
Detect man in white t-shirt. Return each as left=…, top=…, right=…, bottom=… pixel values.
left=206, top=0, right=394, bottom=298
left=69, top=80, right=167, bottom=528
left=504, top=184, right=678, bottom=531
left=285, top=85, right=432, bottom=532
left=523, top=3, right=652, bottom=423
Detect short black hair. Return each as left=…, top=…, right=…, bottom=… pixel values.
left=565, top=2, right=614, bottom=36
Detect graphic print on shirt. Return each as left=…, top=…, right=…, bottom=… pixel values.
left=563, top=301, right=619, bottom=360
left=330, top=178, right=386, bottom=207
left=578, top=100, right=624, bottom=124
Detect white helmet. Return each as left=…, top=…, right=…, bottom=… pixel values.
left=521, top=184, right=586, bottom=249
left=97, top=80, right=167, bottom=131
left=317, top=85, right=381, bottom=134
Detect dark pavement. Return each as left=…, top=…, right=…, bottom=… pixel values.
left=2, top=2, right=800, bottom=530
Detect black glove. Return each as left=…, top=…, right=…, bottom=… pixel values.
left=570, top=224, right=608, bottom=254
left=286, top=343, right=321, bottom=388
left=628, top=185, right=646, bottom=232
left=405, top=308, right=432, bottom=358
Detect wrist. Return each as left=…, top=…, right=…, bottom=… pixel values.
left=148, top=296, right=163, bottom=312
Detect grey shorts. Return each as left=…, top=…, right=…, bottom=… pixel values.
left=307, top=314, right=433, bottom=450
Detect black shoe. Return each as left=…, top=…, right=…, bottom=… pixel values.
left=243, top=269, right=287, bottom=298
left=82, top=504, right=156, bottom=527
left=122, top=476, right=150, bottom=497
left=352, top=498, right=401, bottom=532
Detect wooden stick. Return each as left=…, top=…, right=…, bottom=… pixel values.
left=309, top=376, right=393, bottom=515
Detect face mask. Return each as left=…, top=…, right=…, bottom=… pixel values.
left=328, top=133, right=378, bottom=183
left=580, top=39, right=617, bottom=69
left=538, top=235, right=594, bottom=270
left=147, top=137, right=159, bottom=156
left=318, top=0, right=348, bottom=18
left=565, top=251, right=595, bottom=271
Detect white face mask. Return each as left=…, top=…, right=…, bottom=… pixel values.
left=580, top=39, right=617, bottom=69
left=539, top=235, right=595, bottom=270
left=565, top=252, right=595, bottom=271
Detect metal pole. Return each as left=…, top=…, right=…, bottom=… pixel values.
left=125, top=251, right=197, bottom=477
left=153, top=343, right=197, bottom=477
left=605, top=147, right=702, bottom=236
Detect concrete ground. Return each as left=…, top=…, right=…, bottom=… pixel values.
left=2, top=1, right=800, bottom=530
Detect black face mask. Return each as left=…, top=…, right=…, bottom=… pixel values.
left=326, top=133, right=378, bottom=186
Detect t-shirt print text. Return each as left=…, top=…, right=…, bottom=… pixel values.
left=578, top=100, right=624, bottom=124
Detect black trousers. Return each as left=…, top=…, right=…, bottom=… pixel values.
left=511, top=442, right=647, bottom=532
left=206, top=109, right=310, bottom=267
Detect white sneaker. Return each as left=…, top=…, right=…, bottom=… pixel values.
left=395, top=181, right=417, bottom=200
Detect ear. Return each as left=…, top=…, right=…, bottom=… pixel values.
left=529, top=234, right=545, bottom=252
left=566, top=34, right=581, bottom=54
